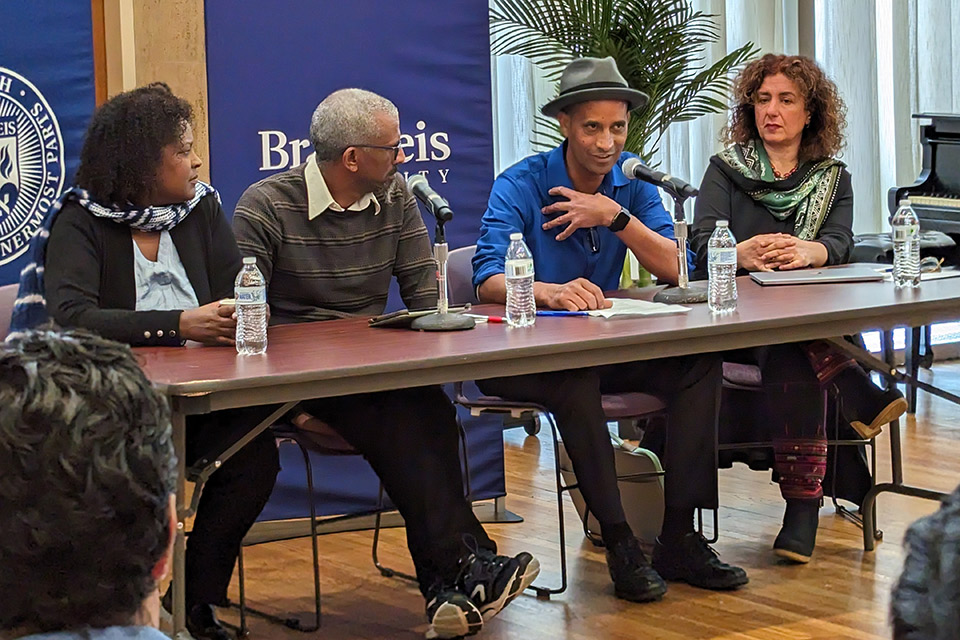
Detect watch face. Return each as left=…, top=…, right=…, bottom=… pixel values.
left=610, top=208, right=630, bottom=232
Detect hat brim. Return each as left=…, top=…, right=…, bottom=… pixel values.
left=541, top=86, right=649, bottom=118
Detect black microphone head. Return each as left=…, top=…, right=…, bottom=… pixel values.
left=620, top=158, right=643, bottom=180
left=407, top=173, right=429, bottom=194
left=622, top=157, right=642, bottom=178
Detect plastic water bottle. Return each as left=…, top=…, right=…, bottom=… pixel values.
left=235, top=256, right=268, bottom=355
left=892, top=199, right=921, bottom=288
left=505, top=232, right=536, bottom=327
left=708, top=220, right=738, bottom=313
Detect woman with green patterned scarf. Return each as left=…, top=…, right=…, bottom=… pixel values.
left=691, top=54, right=906, bottom=565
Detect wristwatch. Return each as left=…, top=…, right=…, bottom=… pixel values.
left=608, top=206, right=631, bottom=232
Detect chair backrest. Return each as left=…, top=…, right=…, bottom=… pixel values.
left=447, top=244, right=478, bottom=306
left=0, top=283, right=18, bottom=340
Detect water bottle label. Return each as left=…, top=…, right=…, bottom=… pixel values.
left=506, top=258, right=534, bottom=278
left=236, top=286, right=266, bottom=305
left=709, top=247, right=737, bottom=265
left=893, top=225, right=919, bottom=242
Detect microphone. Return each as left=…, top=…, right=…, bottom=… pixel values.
left=407, top=174, right=454, bottom=222
left=622, top=157, right=699, bottom=199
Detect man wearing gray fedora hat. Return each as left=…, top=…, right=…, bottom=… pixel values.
left=472, top=56, right=747, bottom=603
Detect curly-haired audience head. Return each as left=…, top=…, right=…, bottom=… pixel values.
left=891, top=484, right=960, bottom=639
left=722, top=54, right=846, bottom=162
left=75, top=82, right=196, bottom=207
left=0, top=329, right=176, bottom=636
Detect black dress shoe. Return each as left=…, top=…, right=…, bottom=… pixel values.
left=773, top=498, right=820, bottom=564
left=185, top=603, right=233, bottom=640
left=835, top=368, right=907, bottom=439
left=605, top=535, right=668, bottom=602
left=652, top=533, right=749, bottom=590
left=161, top=590, right=233, bottom=640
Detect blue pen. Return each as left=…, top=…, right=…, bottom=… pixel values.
left=536, top=310, right=590, bottom=317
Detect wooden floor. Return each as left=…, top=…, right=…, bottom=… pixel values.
left=204, top=365, right=960, bottom=639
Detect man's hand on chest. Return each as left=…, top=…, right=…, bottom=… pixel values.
left=540, top=186, right=622, bottom=241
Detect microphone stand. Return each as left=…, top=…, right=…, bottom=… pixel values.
left=652, top=186, right=708, bottom=304
left=410, top=216, right=475, bottom=331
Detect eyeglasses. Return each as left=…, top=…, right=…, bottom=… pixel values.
left=348, top=143, right=402, bottom=161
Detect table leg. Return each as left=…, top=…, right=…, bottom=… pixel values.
left=171, top=406, right=190, bottom=639
left=905, top=327, right=922, bottom=413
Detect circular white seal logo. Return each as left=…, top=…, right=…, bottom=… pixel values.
left=0, top=67, right=65, bottom=266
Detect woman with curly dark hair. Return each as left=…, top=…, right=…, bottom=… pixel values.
left=691, top=54, right=906, bottom=564
left=8, top=83, right=279, bottom=640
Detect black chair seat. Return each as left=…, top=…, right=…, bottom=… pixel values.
left=601, top=392, right=667, bottom=419
left=722, top=362, right=762, bottom=388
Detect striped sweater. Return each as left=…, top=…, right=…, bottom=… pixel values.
left=233, top=163, right=436, bottom=324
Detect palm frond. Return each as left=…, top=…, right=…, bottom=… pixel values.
left=492, top=0, right=760, bottom=164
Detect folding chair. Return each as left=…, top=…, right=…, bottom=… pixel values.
left=447, top=245, right=669, bottom=597
left=700, top=361, right=882, bottom=545
left=233, top=416, right=472, bottom=633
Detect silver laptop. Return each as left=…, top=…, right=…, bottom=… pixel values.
left=750, top=264, right=885, bottom=286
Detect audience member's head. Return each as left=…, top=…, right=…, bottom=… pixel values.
left=0, top=329, right=176, bottom=637
left=74, top=82, right=195, bottom=207
left=891, top=484, right=960, bottom=639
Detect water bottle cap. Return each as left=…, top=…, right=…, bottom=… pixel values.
left=242, top=256, right=257, bottom=265
left=716, top=220, right=728, bottom=227
left=509, top=232, right=523, bottom=241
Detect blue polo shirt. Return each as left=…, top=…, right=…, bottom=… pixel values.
left=472, top=143, right=694, bottom=291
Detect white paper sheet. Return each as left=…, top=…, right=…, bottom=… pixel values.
left=587, top=297, right=690, bottom=318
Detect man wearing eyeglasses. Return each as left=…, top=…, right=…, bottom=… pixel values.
left=233, top=88, right=538, bottom=640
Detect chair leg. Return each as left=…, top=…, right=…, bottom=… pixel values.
left=697, top=507, right=719, bottom=544
left=237, top=546, right=247, bottom=636
left=455, top=415, right=473, bottom=500
left=371, top=415, right=475, bottom=585
left=530, top=413, right=568, bottom=598
left=300, top=440, right=322, bottom=631
left=825, top=390, right=884, bottom=545
left=230, top=438, right=322, bottom=632
left=371, top=483, right=418, bottom=583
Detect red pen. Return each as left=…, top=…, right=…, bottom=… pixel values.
left=465, top=313, right=505, bottom=324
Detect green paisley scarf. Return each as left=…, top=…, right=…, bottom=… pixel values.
left=716, top=139, right=844, bottom=240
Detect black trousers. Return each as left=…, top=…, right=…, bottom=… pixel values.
left=184, top=405, right=281, bottom=607
left=478, top=353, right=722, bottom=527
left=299, top=385, right=495, bottom=596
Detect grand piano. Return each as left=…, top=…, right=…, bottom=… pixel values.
left=887, top=113, right=960, bottom=400
left=889, top=113, right=960, bottom=235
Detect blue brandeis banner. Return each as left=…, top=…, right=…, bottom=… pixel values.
left=204, top=0, right=495, bottom=249
left=0, top=1, right=95, bottom=285
left=205, top=1, right=507, bottom=523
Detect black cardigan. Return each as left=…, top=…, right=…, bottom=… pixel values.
left=691, top=157, right=854, bottom=279
left=44, top=194, right=242, bottom=346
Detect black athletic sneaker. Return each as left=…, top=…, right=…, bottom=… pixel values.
left=652, top=533, right=749, bottom=590
left=604, top=535, right=668, bottom=602
left=424, top=587, right=483, bottom=639
left=508, top=551, right=541, bottom=603
left=457, top=548, right=521, bottom=621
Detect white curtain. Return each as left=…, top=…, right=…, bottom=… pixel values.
left=651, top=0, right=799, bottom=223
left=490, top=0, right=960, bottom=234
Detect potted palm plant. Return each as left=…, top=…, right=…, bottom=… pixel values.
left=490, top=0, right=758, bottom=164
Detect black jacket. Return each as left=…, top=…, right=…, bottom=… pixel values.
left=691, top=157, right=854, bottom=279
left=44, top=194, right=242, bottom=346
